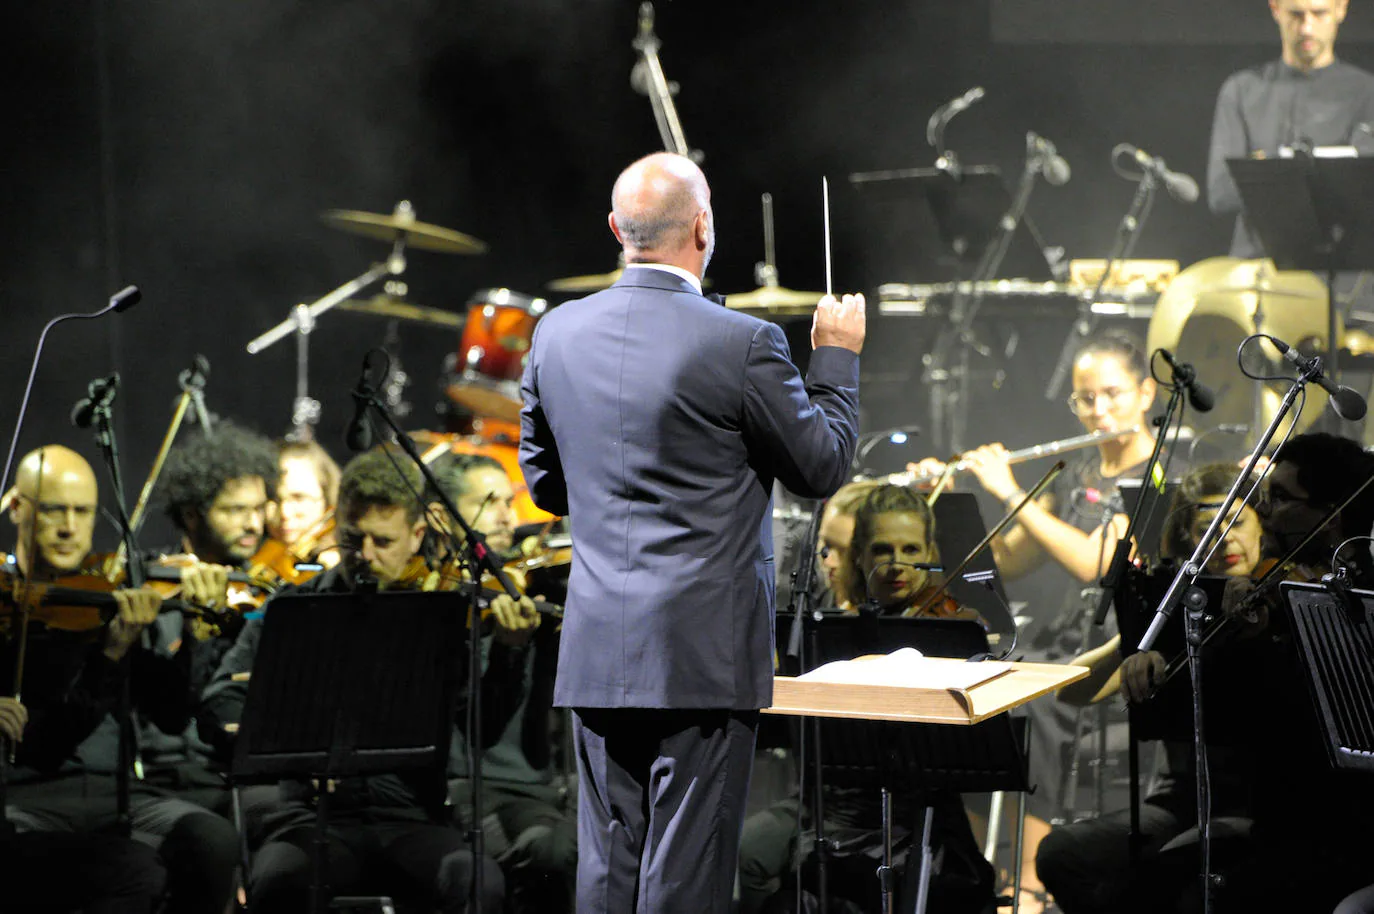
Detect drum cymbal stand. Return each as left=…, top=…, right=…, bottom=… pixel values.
left=245, top=207, right=410, bottom=441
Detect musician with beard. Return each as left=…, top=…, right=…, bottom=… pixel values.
left=200, top=445, right=538, bottom=913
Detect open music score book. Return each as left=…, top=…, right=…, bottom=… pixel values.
left=766, top=649, right=1088, bottom=726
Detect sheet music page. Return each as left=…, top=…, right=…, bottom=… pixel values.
left=796, top=649, right=1011, bottom=692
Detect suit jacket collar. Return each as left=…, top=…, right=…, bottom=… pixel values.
left=615, top=264, right=706, bottom=298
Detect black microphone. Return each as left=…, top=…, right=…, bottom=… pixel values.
left=1158, top=349, right=1215, bottom=412
left=1028, top=132, right=1071, bottom=186
left=1116, top=144, right=1199, bottom=203
left=1, top=285, right=143, bottom=495
left=345, top=354, right=379, bottom=452
left=1269, top=336, right=1368, bottom=421
left=110, top=285, right=141, bottom=313
left=926, top=86, right=985, bottom=146
left=70, top=373, right=121, bottom=429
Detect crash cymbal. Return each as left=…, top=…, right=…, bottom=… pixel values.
left=321, top=203, right=487, bottom=255
left=724, top=285, right=824, bottom=314
left=1146, top=257, right=1339, bottom=435
left=335, top=295, right=465, bottom=330
left=547, top=268, right=625, bottom=293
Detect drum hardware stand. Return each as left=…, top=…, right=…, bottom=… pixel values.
left=245, top=201, right=413, bottom=441
left=755, top=193, right=779, bottom=289
left=924, top=134, right=1058, bottom=453
left=1045, top=156, right=1159, bottom=401
left=631, top=2, right=701, bottom=162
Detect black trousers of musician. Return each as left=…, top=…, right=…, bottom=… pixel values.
left=248, top=805, right=506, bottom=914
left=571, top=707, right=759, bottom=914
left=1, top=828, right=167, bottom=914
left=7, top=773, right=239, bottom=914
left=451, top=777, right=578, bottom=913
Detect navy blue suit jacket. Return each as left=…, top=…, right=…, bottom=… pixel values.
left=519, top=266, right=860, bottom=709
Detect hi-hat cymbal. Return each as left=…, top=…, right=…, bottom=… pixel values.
left=724, top=285, right=824, bottom=314
left=547, top=268, right=625, bottom=293
left=336, top=295, right=465, bottom=329
left=321, top=207, right=488, bottom=255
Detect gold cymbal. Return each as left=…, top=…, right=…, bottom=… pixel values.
left=321, top=206, right=488, bottom=255
left=547, top=268, right=625, bottom=293
left=724, top=285, right=824, bottom=314
left=1146, top=257, right=1339, bottom=434
left=335, top=295, right=465, bottom=329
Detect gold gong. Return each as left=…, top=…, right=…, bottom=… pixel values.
left=1146, top=257, right=1339, bottom=434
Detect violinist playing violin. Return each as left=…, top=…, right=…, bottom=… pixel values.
left=200, top=444, right=538, bottom=914
left=157, top=419, right=280, bottom=613
left=267, top=437, right=340, bottom=566
left=737, top=483, right=994, bottom=914
left=430, top=452, right=576, bottom=914
left=2, top=444, right=239, bottom=914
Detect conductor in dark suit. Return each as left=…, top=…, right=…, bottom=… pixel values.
left=519, top=151, right=865, bottom=912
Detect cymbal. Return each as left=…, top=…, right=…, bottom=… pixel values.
left=321, top=208, right=488, bottom=255
left=547, top=268, right=624, bottom=293
left=335, top=295, right=465, bottom=329
left=1146, top=257, right=1338, bottom=435
left=546, top=267, right=715, bottom=294
left=724, top=285, right=824, bottom=314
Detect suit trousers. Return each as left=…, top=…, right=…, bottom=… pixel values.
left=572, top=707, right=759, bottom=914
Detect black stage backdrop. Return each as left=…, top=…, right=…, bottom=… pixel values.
left=3, top=0, right=1370, bottom=553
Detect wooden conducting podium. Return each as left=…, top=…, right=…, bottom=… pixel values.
left=764, top=651, right=1088, bottom=914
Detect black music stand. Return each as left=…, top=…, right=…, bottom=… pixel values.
left=786, top=614, right=1027, bottom=914
left=1115, top=478, right=1180, bottom=566
left=1280, top=581, right=1374, bottom=773
left=1227, top=156, right=1374, bottom=382
left=931, top=493, right=1017, bottom=643
left=232, top=589, right=468, bottom=914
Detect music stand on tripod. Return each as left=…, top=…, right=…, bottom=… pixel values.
left=231, top=589, right=468, bottom=914
left=1279, top=580, right=1374, bottom=773
left=774, top=615, right=1033, bottom=914
left=1227, top=156, right=1374, bottom=384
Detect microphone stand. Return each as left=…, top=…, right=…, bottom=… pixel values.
left=1137, top=358, right=1321, bottom=914
left=781, top=499, right=830, bottom=914
left=80, top=378, right=145, bottom=837
left=1092, top=376, right=1185, bottom=626
left=1045, top=170, right=1157, bottom=401
left=0, top=284, right=140, bottom=840
left=924, top=144, right=1049, bottom=453
left=351, top=386, right=523, bottom=914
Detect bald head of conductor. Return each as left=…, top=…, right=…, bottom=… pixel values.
left=607, top=152, right=866, bottom=354
left=610, top=152, right=716, bottom=280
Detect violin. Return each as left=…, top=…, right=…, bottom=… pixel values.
left=0, top=567, right=227, bottom=638
left=391, top=555, right=564, bottom=623
left=245, top=536, right=326, bottom=590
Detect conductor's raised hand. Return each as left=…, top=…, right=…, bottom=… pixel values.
left=489, top=594, right=541, bottom=648
left=812, top=293, right=866, bottom=354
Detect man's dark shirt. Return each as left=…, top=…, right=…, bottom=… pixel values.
left=200, top=563, right=528, bottom=818
left=1208, top=58, right=1374, bottom=257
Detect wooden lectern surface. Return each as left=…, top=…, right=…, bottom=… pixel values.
left=764, top=657, right=1089, bottom=725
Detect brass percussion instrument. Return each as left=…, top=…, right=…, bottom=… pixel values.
left=335, top=294, right=465, bottom=330
left=321, top=207, right=488, bottom=255
left=547, top=267, right=626, bottom=293
left=1146, top=257, right=1340, bottom=435
left=723, top=285, right=824, bottom=316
